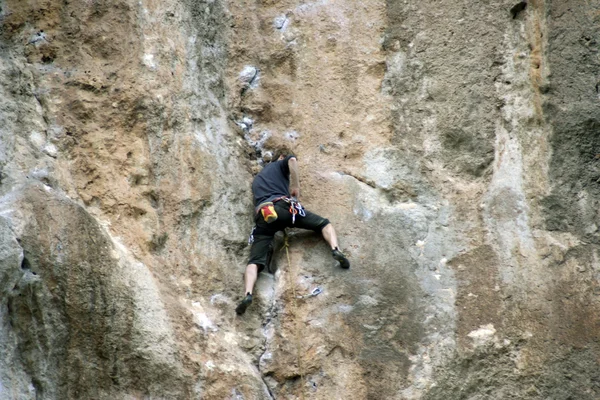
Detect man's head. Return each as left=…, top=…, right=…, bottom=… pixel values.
left=262, top=135, right=295, bottom=162
left=270, top=144, right=295, bottom=162
left=274, top=153, right=288, bottom=161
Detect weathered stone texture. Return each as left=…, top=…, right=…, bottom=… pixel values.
left=1, top=0, right=600, bottom=399
left=2, top=184, right=186, bottom=398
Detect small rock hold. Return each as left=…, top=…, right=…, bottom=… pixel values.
left=237, top=122, right=249, bottom=132
left=242, top=117, right=254, bottom=128
left=285, top=130, right=299, bottom=141
left=274, top=15, right=288, bottom=30
left=28, top=30, right=47, bottom=45
left=43, top=143, right=58, bottom=158
left=239, top=66, right=258, bottom=86
left=262, top=151, right=273, bottom=161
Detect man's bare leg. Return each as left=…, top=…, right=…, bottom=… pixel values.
left=321, top=223, right=350, bottom=268
left=244, top=263, right=258, bottom=295
left=237, top=263, right=258, bottom=315
left=321, top=223, right=339, bottom=250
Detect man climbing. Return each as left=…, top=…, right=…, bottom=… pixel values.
left=236, top=152, right=349, bottom=315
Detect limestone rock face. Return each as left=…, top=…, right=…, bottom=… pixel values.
left=1, top=0, right=600, bottom=399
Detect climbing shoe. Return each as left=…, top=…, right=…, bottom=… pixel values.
left=332, top=248, right=350, bottom=269
left=235, top=293, right=253, bottom=315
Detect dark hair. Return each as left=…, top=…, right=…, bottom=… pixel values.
left=271, top=143, right=294, bottom=161
left=273, top=152, right=288, bottom=161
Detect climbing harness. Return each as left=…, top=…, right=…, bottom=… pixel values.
left=287, top=197, right=306, bottom=225
left=254, top=197, right=305, bottom=225
left=248, top=196, right=306, bottom=245
left=283, top=231, right=307, bottom=400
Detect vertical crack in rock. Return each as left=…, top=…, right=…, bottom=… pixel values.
left=258, top=360, right=276, bottom=400
left=257, top=279, right=278, bottom=400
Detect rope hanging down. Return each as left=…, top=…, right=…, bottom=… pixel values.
left=283, top=231, right=306, bottom=400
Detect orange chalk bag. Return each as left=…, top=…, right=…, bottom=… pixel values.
left=259, top=202, right=278, bottom=223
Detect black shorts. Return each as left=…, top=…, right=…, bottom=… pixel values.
left=248, top=201, right=330, bottom=271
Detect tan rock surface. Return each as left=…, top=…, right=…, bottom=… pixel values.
left=1, top=0, right=600, bottom=399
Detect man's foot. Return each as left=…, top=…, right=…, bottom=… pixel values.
left=236, top=293, right=253, bottom=315
left=332, top=248, right=350, bottom=269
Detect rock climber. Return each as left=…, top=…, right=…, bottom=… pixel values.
left=236, top=152, right=350, bottom=315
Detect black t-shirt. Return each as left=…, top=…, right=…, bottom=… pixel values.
left=252, top=155, right=295, bottom=208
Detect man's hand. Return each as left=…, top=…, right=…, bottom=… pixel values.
left=290, top=187, right=300, bottom=199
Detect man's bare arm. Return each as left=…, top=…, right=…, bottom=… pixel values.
left=289, top=157, right=300, bottom=198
